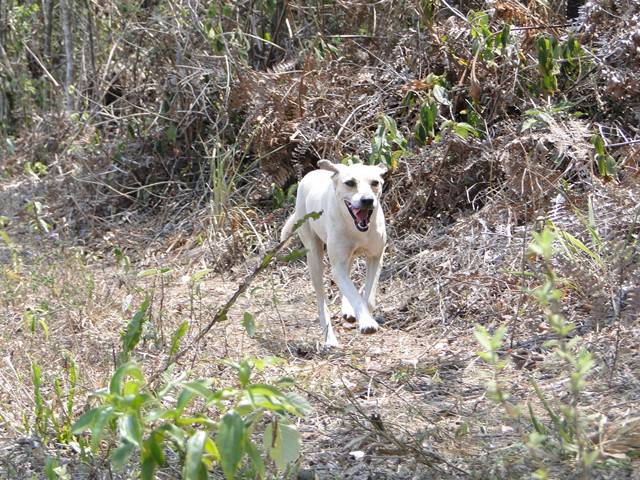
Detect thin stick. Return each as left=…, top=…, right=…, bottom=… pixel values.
left=24, top=45, right=60, bottom=88
left=149, top=213, right=319, bottom=384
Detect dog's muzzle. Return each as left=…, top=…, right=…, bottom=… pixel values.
left=345, top=200, right=374, bottom=232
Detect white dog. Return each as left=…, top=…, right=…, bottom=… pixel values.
left=280, top=160, right=388, bottom=347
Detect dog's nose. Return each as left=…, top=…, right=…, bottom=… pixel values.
left=360, top=197, right=374, bottom=208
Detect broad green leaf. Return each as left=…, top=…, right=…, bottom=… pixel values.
left=140, top=451, right=157, bottom=480
left=167, top=124, right=177, bottom=143
left=264, top=421, right=301, bottom=471
left=184, top=431, right=207, bottom=480
left=432, top=85, right=450, bottom=105
left=71, top=407, right=103, bottom=434
left=119, top=414, right=143, bottom=447
left=204, top=437, right=221, bottom=462
left=89, top=406, right=116, bottom=449
left=291, top=211, right=322, bottom=233
left=111, top=442, right=136, bottom=470
left=216, top=412, right=246, bottom=479
left=146, top=431, right=166, bottom=466
left=453, top=122, right=477, bottom=139
left=138, top=268, right=162, bottom=278
left=245, top=438, right=265, bottom=479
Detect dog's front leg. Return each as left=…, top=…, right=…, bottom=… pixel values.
left=341, top=255, right=356, bottom=323
left=363, top=252, right=383, bottom=311
left=306, top=239, right=339, bottom=347
left=329, top=249, right=379, bottom=334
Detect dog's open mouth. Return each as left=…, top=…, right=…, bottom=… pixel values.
left=345, top=201, right=373, bottom=232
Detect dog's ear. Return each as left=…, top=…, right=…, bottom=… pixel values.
left=376, top=162, right=389, bottom=175
left=317, top=160, right=342, bottom=174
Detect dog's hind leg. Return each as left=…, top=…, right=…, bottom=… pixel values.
left=328, top=247, right=379, bottom=334
left=304, top=234, right=339, bottom=347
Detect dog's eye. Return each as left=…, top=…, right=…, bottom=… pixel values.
left=371, top=180, right=380, bottom=187
left=344, top=179, right=356, bottom=187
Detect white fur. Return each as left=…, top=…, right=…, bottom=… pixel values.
left=281, top=160, right=388, bottom=347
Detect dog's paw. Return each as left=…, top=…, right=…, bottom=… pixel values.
left=324, top=331, right=340, bottom=348
left=341, top=300, right=356, bottom=322
left=324, top=338, right=340, bottom=349
left=359, top=318, right=380, bottom=334
left=342, top=313, right=356, bottom=323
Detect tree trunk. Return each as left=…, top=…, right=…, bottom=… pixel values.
left=60, top=0, right=73, bottom=112
left=567, top=0, right=585, bottom=19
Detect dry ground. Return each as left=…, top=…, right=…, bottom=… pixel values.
left=1, top=173, right=639, bottom=479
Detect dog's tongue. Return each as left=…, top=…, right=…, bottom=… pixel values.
left=353, top=208, right=369, bottom=224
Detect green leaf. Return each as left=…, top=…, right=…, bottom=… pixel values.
left=190, top=269, right=211, bottom=284
left=71, top=407, right=102, bottom=434
left=245, top=438, right=265, bottom=478
left=110, top=362, right=144, bottom=396
left=238, top=361, right=252, bottom=387
left=140, top=451, right=157, bottom=480
left=432, top=84, right=450, bottom=105
left=291, top=211, right=323, bottom=233
left=216, top=412, right=246, bottom=480
left=170, top=320, right=189, bottom=356
left=119, top=414, right=143, bottom=448
left=111, top=442, right=136, bottom=470
left=167, top=124, right=177, bottom=142
left=121, top=297, right=151, bottom=358
left=184, top=431, right=207, bottom=480
left=415, top=122, right=427, bottom=146
left=277, top=248, right=307, bottom=263
left=474, top=324, right=492, bottom=351
left=264, top=421, right=301, bottom=471
left=147, top=431, right=166, bottom=466
left=452, top=122, right=477, bottom=140
left=242, top=312, right=256, bottom=338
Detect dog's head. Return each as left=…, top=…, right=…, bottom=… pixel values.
left=318, top=160, right=388, bottom=233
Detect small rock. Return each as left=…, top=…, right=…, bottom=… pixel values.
left=349, top=450, right=365, bottom=460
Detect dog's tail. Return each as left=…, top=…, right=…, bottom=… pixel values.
left=280, top=213, right=297, bottom=243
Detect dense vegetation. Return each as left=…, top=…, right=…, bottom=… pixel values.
left=1, top=0, right=639, bottom=478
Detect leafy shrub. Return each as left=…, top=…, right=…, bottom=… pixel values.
left=72, top=358, right=308, bottom=479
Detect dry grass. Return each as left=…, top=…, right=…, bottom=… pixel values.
left=1, top=171, right=639, bottom=478
left=2, top=0, right=640, bottom=478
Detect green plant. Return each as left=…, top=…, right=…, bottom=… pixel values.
left=24, top=200, right=51, bottom=234
left=29, top=356, right=79, bottom=443
left=521, top=102, right=574, bottom=132
left=273, top=183, right=297, bottom=209
left=468, top=11, right=511, bottom=64
left=536, top=35, right=560, bottom=93
left=591, top=134, right=617, bottom=179
left=525, top=227, right=599, bottom=474
left=536, top=35, right=586, bottom=94
left=414, top=100, right=438, bottom=146
left=119, top=296, right=151, bottom=365
left=440, top=120, right=479, bottom=140
left=369, top=114, right=407, bottom=169
left=474, top=324, right=510, bottom=406
left=72, top=358, right=308, bottom=479
left=476, top=227, right=602, bottom=476
left=418, top=0, right=440, bottom=28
